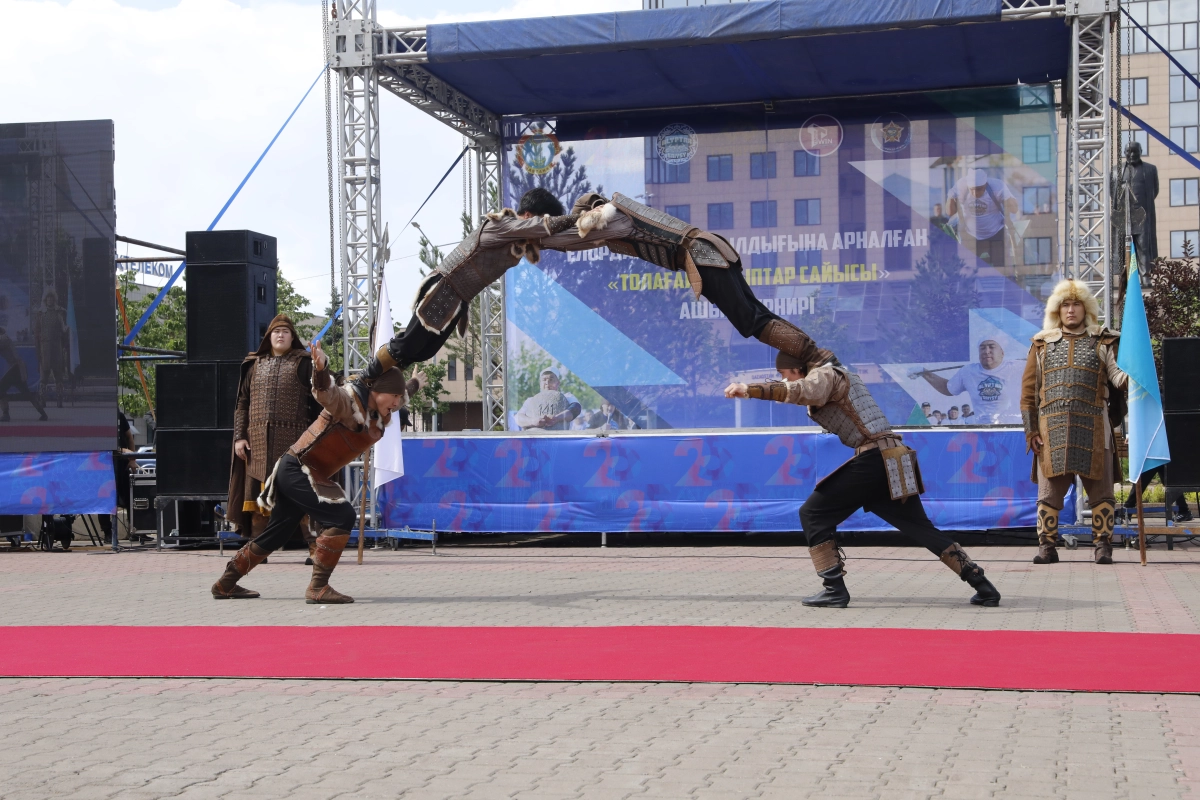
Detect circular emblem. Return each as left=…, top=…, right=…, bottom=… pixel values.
left=515, top=126, right=562, bottom=176
left=656, top=123, right=698, bottom=165
left=798, top=115, right=844, bottom=157
left=977, top=375, right=1004, bottom=402
left=870, top=112, right=912, bottom=154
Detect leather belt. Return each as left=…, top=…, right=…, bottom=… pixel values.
left=855, top=435, right=903, bottom=456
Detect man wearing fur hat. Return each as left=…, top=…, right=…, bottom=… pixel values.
left=1021, top=279, right=1127, bottom=565
left=725, top=351, right=1001, bottom=608
left=227, top=314, right=322, bottom=551
left=212, top=340, right=413, bottom=604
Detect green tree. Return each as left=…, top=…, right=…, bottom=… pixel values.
left=507, top=341, right=604, bottom=415
left=1145, top=251, right=1200, bottom=381
left=276, top=272, right=314, bottom=343
left=885, top=251, right=979, bottom=363
left=317, top=288, right=345, bottom=375
left=116, top=271, right=187, bottom=418
left=405, top=361, right=449, bottom=427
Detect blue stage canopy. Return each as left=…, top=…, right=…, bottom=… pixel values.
left=423, top=0, right=1069, bottom=117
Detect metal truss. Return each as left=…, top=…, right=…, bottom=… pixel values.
left=1065, top=7, right=1115, bottom=325
left=1000, top=0, right=1066, bottom=19
left=473, top=142, right=505, bottom=430
left=22, top=125, right=57, bottom=299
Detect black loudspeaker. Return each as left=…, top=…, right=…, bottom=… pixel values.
left=185, top=229, right=278, bottom=362
left=1163, top=338, right=1200, bottom=413
left=1164, top=412, right=1200, bottom=487
left=156, top=428, right=234, bottom=496
left=217, top=362, right=242, bottom=429
left=79, top=237, right=116, bottom=378
left=186, top=230, right=277, bottom=268
left=156, top=363, right=218, bottom=429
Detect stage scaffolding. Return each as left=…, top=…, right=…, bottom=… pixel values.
left=327, top=0, right=1118, bottom=440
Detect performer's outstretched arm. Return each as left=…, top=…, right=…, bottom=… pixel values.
left=723, top=367, right=844, bottom=407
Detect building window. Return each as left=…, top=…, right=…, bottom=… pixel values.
left=793, top=150, right=821, bottom=177
left=1022, top=135, right=1052, bottom=164
left=794, top=198, right=821, bottom=225
left=1169, top=21, right=1198, bottom=49
left=1023, top=237, right=1052, bottom=265
left=1022, top=186, right=1053, bottom=215
left=1171, top=230, right=1199, bottom=258
left=707, top=154, right=733, bottom=181
left=707, top=202, right=734, bottom=229
left=1171, top=178, right=1199, bottom=206
left=750, top=152, right=776, bottom=179
left=1121, top=77, right=1149, bottom=106
left=1122, top=130, right=1150, bottom=156
left=1170, top=125, right=1199, bottom=152
left=445, top=358, right=456, bottom=381
left=750, top=200, right=777, bottom=228
left=1171, top=75, right=1199, bottom=102
left=464, top=358, right=474, bottom=382
left=750, top=252, right=778, bottom=269
left=664, top=204, right=691, bottom=223
left=644, top=138, right=690, bottom=184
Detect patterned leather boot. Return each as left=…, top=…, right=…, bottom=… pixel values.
left=211, top=542, right=269, bottom=599
left=306, top=528, right=354, bottom=604
left=802, top=541, right=850, bottom=608
left=940, top=543, right=1001, bottom=606
left=1033, top=504, right=1060, bottom=564
left=1092, top=500, right=1115, bottom=565
left=755, top=320, right=836, bottom=368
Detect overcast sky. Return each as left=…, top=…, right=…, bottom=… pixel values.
left=2, top=0, right=639, bottom=317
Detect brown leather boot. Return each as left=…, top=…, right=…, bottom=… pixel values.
left=211, top=542, right=269, bottom=599
left=1092, top=500, right=1115, bottom=564
left=940, top=543, right=1001, bottom=607
left=1033, top=504, right=1060, bottom=564
left=306, top=528, right=353, bottom=604
left=755, top=319, right=836, bottom=368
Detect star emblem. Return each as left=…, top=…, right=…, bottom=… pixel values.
left=881, top=121, right=904, bottom=143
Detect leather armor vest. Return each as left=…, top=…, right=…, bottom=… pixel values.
left=808, top=368, right=893, bottom=449
left=289, top=386, right=384, bottom=481
left=1038, top=333, right=1109, bottom=478
left=245, top=351, right=311, bottom=481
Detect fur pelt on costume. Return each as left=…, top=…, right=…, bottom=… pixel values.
left=577, top=203, right=619, bottom=237
left=1043, top=278, right=1101, bottom=331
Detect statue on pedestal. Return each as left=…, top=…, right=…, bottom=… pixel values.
left=1112, top=141, right=1159, bottom=270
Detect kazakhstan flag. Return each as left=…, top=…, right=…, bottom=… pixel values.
left=1116, top=242, right=1171, bottom=481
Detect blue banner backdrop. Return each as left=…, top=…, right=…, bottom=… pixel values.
left=503, top=86, right=1059, bottom=433
left=0, top=451, right=116, bottom=515
left=378, top=429, right=1052, bottom=533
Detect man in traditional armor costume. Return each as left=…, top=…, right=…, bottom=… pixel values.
left=1021, top=279, right=1128, bottom=565
left=32, top=290, right=70, bottom=408
left=212, top=341, right=414, bottom=604
left=363, top=190, right=830, bottom=382
left=725, top=351, right=1001, bottom=609
left=227, top=315, right=322, bottom=552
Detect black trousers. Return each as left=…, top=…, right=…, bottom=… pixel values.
left=697, top=263, right=779, bottom=339
left=799, top=449, right=956, bottom=557
left=0, top=365, right=39, bottom=412
left=1124, top=464, right=1191, bottom=513
left=252, top=455, right=357, bottom=553
left=387, top=312, right=458, bottom=369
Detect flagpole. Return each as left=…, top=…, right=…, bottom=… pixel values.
left=1135, top=478, right=1147, bottom=566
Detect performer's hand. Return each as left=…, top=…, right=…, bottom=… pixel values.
left=234, top=439, right=250, bottom=460
left=1031, top=434, right=1043, bottom=453
left=724, top=382, right=749, bottom=398
left=312, top=339, right=328, bottom=371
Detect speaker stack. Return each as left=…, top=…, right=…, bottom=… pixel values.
left=155, top=230, right=278, bottom=498
left=1163, top=337, right=1200, bottom=490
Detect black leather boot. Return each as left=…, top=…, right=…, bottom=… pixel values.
left=802, top=565, right=851, bottom=608
left=940, top=543, right=1001, bottom=607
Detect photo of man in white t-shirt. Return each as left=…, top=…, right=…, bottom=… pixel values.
left=915, top=339, right=1024, bottom=424
left=947, top=169, right=1019, bottom=267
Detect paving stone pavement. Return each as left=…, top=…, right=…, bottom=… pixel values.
left=0, top=678, right=1196, bottom=800
left=3, top=542, right=1200, bottom=798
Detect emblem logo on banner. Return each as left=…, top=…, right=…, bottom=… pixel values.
left=798, top=115, right=843, bottom=157
left=656, top=123, right=698, bottom=165
left=871, top=113, right=912, bottom=153
left=516, top=126, right=562, bottom=175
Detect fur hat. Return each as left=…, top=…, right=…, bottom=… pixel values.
left=1043, top=279, right=1100, bottom=331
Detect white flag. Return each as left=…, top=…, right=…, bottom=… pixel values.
left=373, top=277, right=405, bottom=487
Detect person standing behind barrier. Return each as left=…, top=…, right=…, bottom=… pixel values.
left=1021, top=280, right=1127, bottom=565
left=724, top=350, right=1001, bottom=609
left=227, top=315, right=322, bottom=555
left=0, top=326, right=47, bottom=422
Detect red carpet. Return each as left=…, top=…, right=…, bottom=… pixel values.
left=4, top=626, right=1197, bottom=693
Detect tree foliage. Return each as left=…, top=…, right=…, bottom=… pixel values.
left=116, top=271, right=186, bottom=418
left=885, top=251, right=979, bottom=363
left=508, top=341, right=604, bottom=413
left=1144, top=251, right=1200, bottom=382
